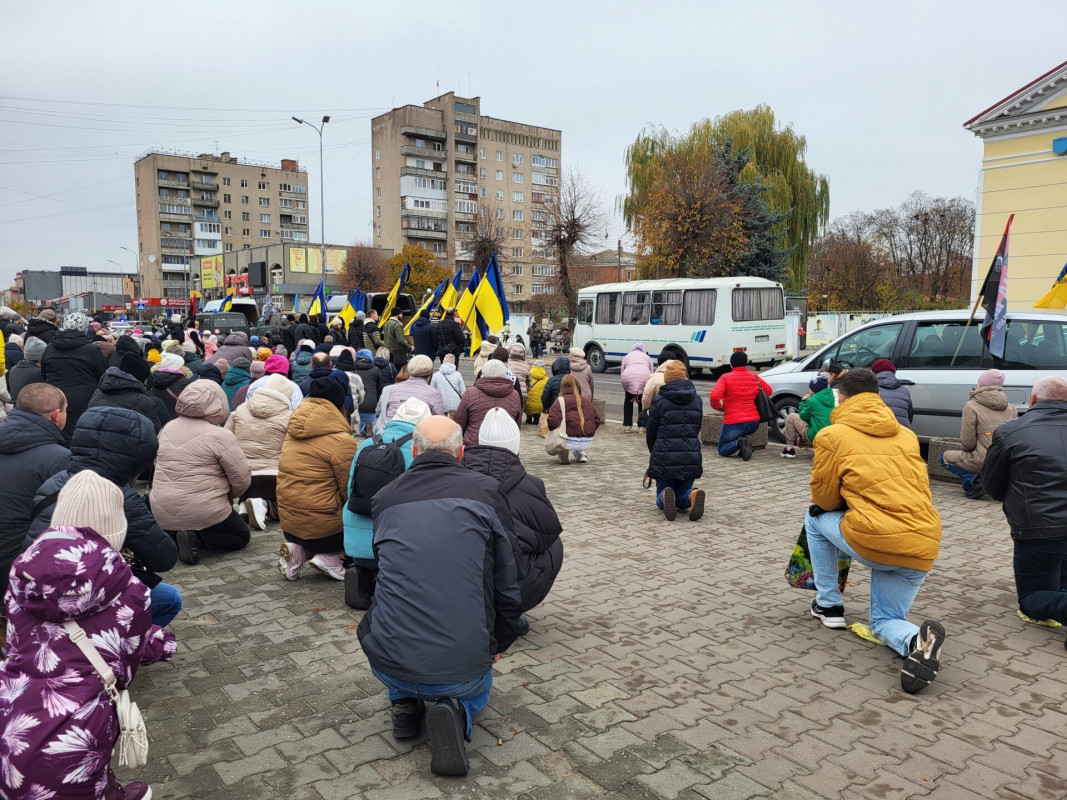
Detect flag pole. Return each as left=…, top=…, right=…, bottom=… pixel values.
left=951, top=292, right=983, bottom=365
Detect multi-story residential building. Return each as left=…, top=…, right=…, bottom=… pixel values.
left=371, top=93, right=562, bottom=309
left=133, top=151, right=309, bottom=300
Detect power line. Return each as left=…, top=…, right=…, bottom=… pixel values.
left=0, top=94, right=388, bottom=114
left=0, top=176, right=128, bottom=207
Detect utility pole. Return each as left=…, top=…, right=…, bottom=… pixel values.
left=616, top=238, right=622, bottom=283
left=293, top=115, right=330, bottom=281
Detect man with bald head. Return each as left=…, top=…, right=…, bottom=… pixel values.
left=357, top=415, right=522, bottom=777
left=984, top=376, right=1067, bottom=632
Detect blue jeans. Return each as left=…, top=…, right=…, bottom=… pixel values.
left=1013, top=538, right=1067, bottom=624
left=939, top=453, right=979, bottom=493
left=370, top=667, right=492, bottom=739
left=804, top=510, right=927, bottom=656
left=358, top=412, right=375, bottom=432
left=656, top=478, right=694, bottom=510
left=718, top=421, right=759, bottom=457
left=149, top=582, right=183, bottom=627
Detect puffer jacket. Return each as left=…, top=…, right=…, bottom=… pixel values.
left=431, top=362, right=466, bottom=412
left=27, top=406, right=177, bottom=584
left=0, top=409, right=70, bottom=596
left=641, top=361, right=674, bottom=410
left=569, top=352, right=595, bottom=401
left=277, top=397, right=357, bottom=539
left=206, top=330, right=253, bottom=366
left=621, top=343, right=655, bottom=395
left=222, top=365, right=252, bottom=408
left=291, top=350, right=314, bottom=383
left=983, top=400, right=1067, bottom=541
left=646, top=379, right=704, bottom=482
left=525, top=365, right=548, bottom=416
left=876, top=372, right=913, bottom=427
left=374, top=355, right=396, bottom=388
left=383, top=376, right=445, bottom=420
left=0, top=526, right=176, bottom=799
left=6, top=358, right=43, bottom=405
left=41, top=329, right=108, bottom=436
left=149, top=369, right=192, bottom=420
left=343, top=419, right=417, bottom=560
left=225, top=385, right=292, bottom=472
left=5, top=338, right=22, bottom=371
left=799, top=387, right=836, bottom=442
left=436, top=315, right=466, bottom=361
left=944, top=386, right=1017, bottom=475
left=547, top=390, right=601, bottom=438
left=410, top=315, right=437, bottom=360
left=454, top=376, right=523, bottom=446
left=709, top=366, right=772, bottom=425
left=540, top=356, right=571, bottom=411
left=463, top=445, right=563, bottom=611
left=471, top=340, right=497, bottom=378
left=87, top=366, right=169, bottom=433
left=150, top=380, right=251, bottom=531
left=25, top=316, right=58, bottom=344
left=508, top=344, right=531, bottom=402
left=810, top=392, right=940, bottom=571
left=355, top=355, right=382, bottom=412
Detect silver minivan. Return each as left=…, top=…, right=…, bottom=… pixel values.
left=760, top=309, right=1067, bottom=442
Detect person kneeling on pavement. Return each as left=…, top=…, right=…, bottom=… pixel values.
left=709, top=350, right=772, bottom=460
left=941, top=368, right=1016, bottom=499
left=646, top=360, right=705, bottom=521
left=357, top=416, right=523, bottom=777
left=463, top=407, right=564, bottom=618
left=277, top=377, right=358, bottom=581
left=804, top=368, right=944, bottom=694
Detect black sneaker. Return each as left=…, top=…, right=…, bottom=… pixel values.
left=810, top=599, right=846, bottom=629
left=516, top=616, right=530, bottom=637
left=740, top=436, right=753, bottom=461
left=427, top=698, right=469, bottom=776
left=176, top=530, right=199, bottom=565
left=662, top=487, right=677, bottom=521
left=390, top=698, right=425, bottom=740
left=901, top=620, right=946, bottom=694
left=964, top=478, right=985, bottom=500
left=780, top=447, right=796, bottom=459
left=688, top=489, right=706, bottom=522
left=344, top=564, right=376, bottom=610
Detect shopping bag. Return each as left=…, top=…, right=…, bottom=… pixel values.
left=785, top=525, right=850, bottom=592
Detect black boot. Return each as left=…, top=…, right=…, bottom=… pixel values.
left=176, top=530, right=200, bottom=565
left=427, top=698, right=469, bottom=776
left=391, top=698, right=426, bottom=739
left=344, top=564, right=376, bottom=610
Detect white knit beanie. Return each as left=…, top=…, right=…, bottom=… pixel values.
left=407, top=354, right=433, bottom=378
left=394, top=397, right=432, bottom=424
left=479, top=407, right=521, bottom=455
left=158, top=353, right=185, bottom=372
left=480, top=359, right=508, bottom=379
left=51, top=471, right=128, bottom=551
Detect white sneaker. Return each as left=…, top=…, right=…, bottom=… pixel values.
left=278, top=542, right=306, bottom=581
left=623, top=426, right=632, bottom=433
left=309, top=552, right=346, bottom=581
left=246, top=498, right=267, bottom=530
left=576, top=452, right=588, bottom=463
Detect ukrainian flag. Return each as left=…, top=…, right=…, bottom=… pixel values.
left=380, top=263, right=409, bottom=325
left=405, top=278, right=449, bottom=335
left=221, top=293, right=235, bottom=312
left=456, top=267, right=480, bottom=325
left=1033, top=263, right=1067, bottom=309
left=438, top=268, right=463, bottom=312
left=332, top=289, right=365, bottom=330
left=307, top=281, right=328, bottom=318
left=474, top=253, right=507, bottom=334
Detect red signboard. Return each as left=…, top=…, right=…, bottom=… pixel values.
left=100, top=305, right=127, bottom=312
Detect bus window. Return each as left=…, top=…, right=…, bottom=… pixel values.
left=732, top=288, right=784, bottom=321
left=650, top=291, right=681, bottom=325
left=577, top=299, right=593, bottom=325
left=1002, top=320, right=1067, bottom=369
left=622, top=291, right=650, bottom=325
left=682, top=289, right=716, bottom=326
left=595, top=293, right=621, bottom=324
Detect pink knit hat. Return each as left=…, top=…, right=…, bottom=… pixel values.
left=977, top=369, right=1005, bottom=387
left=264, top=354, right=290, bottom=374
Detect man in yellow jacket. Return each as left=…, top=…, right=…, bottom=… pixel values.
left=805, top=369, right=945, bottom=694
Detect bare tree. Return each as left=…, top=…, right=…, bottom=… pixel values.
left=460, top=206, right=509, bottom=272
left=539, top=170, right=607, bottom=317
left=340, top=241, right=391, bottom=293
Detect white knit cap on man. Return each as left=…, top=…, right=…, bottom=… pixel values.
left=478, top=407, right=521, bottom=455
left=50, top=470, right=128, bottom=552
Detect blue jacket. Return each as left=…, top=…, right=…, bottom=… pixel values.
left=291, top=350, right=314, bottom=383
left=877, top=372, right=913, bottom=428
left=540, top=356, right=571, bottom=411
left=343, top=419, right=417, bottom=559
left=410, top=315, right=437, bottom=360
left=646, top=379, right=704, bottom=481
left=221, top=366, right=251, bottom=408
left=4, top=340, right=22, bottom=371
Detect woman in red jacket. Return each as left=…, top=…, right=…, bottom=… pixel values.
left=546, top=374, right=601, bottom=464
left=708, top=351, right=772, bottom=460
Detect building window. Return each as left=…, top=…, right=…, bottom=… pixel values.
left=223, top=177, right=230, bottom=186
left=480, top=168, right=487, bottom=179
left=455, top=180, right=477, bottom=194
left=415, top=177, right=428, bottom=188
left=512, top=191, right=524, bottom=203
left=223, top=193, right=231, bottom=203
left=224, top=210, right=232, bottom=219
left=260, top=229, right=271, bottom=238
left=512, top=154, right=524, bottom=165
left=512, top=264, right=524, bottom=276
left=512, top=210, right=524, bottom=221
left=375, top=149, right=380, bottom=160
left=512, top=228, right=524, bottom=240
left=494, top=208, right=504, bottom=219
left=243, top=244, right=250, bottom=250
left=242, top=228, right=250, bottom=236
left=479, top=147, right=486, bottom=159
left=258, top=213, right=269, bottom=223
left=513, top=284, right=523, bottom=295
left=495, top=190, right=504, bottom=201
left=511, top=247, right=524, bottom=258
left=512, top=173, right=524, bottom=184
left=241, top=212, right=250, bottom=221
left=259, top=181, right=268, bottom=190
left=375, top=167, right=381, bottom=179
left=496, top=170, right=503, bottom=181
left=376, top=187, right=382, bottom=198
left=496, top=150, right=503, bottom=161
left=241, top=179, right=248, bottom=188
left=455, top=199, right=478, bottom=214
left=259, top=197, right=270, bottom=207
left=225, top=243, right=234, bottom=251
left=415, top=138, right=426, bottom=148
left=376, top=225, right=382, bottom=237
left=241, top=196, right=249, bottom=204
left=376, top=206, right=381, bottom=218
left=415, top=159, right=426, bottom=169
left=533, top=264, right=555, bottom=276
left=480, top=187, right=487, bottom=198
left=224, top=226, right=232, bottom=235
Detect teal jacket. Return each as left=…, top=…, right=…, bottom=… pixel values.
left=342, top=419, right=417, bottom=560
left=798, top=387, right=835, bottom=442
left=221, top=366, right=251, bottom=408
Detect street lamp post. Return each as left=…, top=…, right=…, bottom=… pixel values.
left=292, top=115, right=330, bottom=280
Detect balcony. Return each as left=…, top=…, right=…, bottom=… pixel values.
left=404, top=228, right=447, bottom=241
left=400, top=165, right=448, bottom=179
left=192, top=197, right=220, bottom=208
left=281, top=230, right=309, bottom=241
left=454, top=131, right=477, bottom=143
left=190, top=180, right=217, bottom=191
left=161, top=280, right=188, bottom=290
left=157, top=178, right=189, bottom=189
left=400, top=144, right=447, bottom=159
left=160, top=228, right=191, bottom=238
left=161, top=245, right=192, bottom=255
left=454, top=149, right=477, bottom=163
left=401, top=125, right=447, bottom=141
left=159, top=211, right=190, bottom=222
left=280, top=222, right=308, bottom=230
left=194, top=213, right=220, bottom=223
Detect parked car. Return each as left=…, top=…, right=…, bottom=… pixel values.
left=760, top=309, right=1067, bottom=442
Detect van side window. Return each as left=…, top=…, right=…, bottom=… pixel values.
left=622, top=291, right=650, bottom=325
left=650, top=291, right=681, bottom=325
left=824, top=323, right=903, bottom=368
left=906, top=322, right=984, bottom=368
left=595, top=293, right=620, bottom=324
left=682, top=289, right=716, bottom=325
left=1002, top=320, right=1067, bottom=369
left=577, top=299, right=593, bottom=325
left=732, top=288, right=784, bottom=321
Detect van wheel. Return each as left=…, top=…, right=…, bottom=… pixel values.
left=771, top=395, right=799, bottom=443
left=586, top=344, right=607, bottom=373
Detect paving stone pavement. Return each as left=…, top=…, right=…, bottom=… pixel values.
left=118, top=422, right=1067, bottom=799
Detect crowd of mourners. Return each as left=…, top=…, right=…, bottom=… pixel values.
left=1, top=302, right=1066, bottom=796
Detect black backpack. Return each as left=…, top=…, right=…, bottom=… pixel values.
left=346, top=432, right=413, bottom=516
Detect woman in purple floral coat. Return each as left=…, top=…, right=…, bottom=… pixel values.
left=0, top=471, right=177, bottom=800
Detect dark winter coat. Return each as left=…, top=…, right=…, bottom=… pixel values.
left=374, top=355, right=396, bottom=388
left=463, top=445, right=564, bottom=611
left=206, top=330, right=253, bottom=366
left=7, top=359, right=43, bottom=405
left=291, top=350, right=314, bottom=383
left=280, top=320, right=297, bottom=355
left=198, top=363, right=223, bottom=384
left=354, top=355, right=383, bottom=413
left=0, top=408, right=70, bottom=596
left=27, top=406, right=178, bottom=585
left=330, top=326, right=350, bottom=347
left=436, top=315, right=466, bottom=360
left=150, top=369, right=192, bottom=420
left=293, top=321, right=317, bottom=344
left=646, top=379, right=704, bottom=481
left=547, top=389, right=601, bottom=438
left=221, top=365, right=252, bottom=408
left=540, top=356, right=571, bottom=411
left=299, top=365, right=335, bottom=399
left=25, top=316, right=58, bottom=344
left=876, top=371, right=914, bottom=427
left=358, top=452, right=523, bottom=683
left=983, top=400, right=1067, bottom=541
left=454, top=376, right=523, bottom=446
left=411, top=315, right=437, bottom=360
left=88, top=366, right=169, bottom=433
left=40, top=329, right=108, bottom=437
left=4, top=339, right=22, bottom=370
left=183, top=350, right=203, bottom=373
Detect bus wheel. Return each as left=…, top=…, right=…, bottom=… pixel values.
left=586, top=344, right=607, bottom=373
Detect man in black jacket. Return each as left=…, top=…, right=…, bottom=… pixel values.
left=88, top=352, right=169, bottom=433
left=983, top=375, right=1067, bottom=630
left=26, top=406, right=181, bottom=626
left=358, top=416, right=522, bottom=777
left=436, top=307, right=466, bottom=364
left=41, top=320, right=108, bottom=437
left=646, top=360, right=705, bottom=521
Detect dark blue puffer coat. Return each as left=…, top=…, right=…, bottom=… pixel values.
left=876, top=372, right=913, bottom=428
left=410, top=314, right=437, bottom=360
left=539, top=356, right=571, bottom=411
left=646, top=379, right=704, bottom=481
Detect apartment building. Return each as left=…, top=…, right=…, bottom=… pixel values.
left=134, top=151, right=309, bottom=300
left=371, top=93, right=562, bottom=308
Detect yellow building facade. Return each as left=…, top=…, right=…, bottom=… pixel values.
left=965, top=60, right=1067, bottom=309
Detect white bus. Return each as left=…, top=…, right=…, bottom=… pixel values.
left=572, top=277, right=788, bottom=375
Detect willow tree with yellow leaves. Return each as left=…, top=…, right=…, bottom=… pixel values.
left=623, top=106, right=829, bottom=291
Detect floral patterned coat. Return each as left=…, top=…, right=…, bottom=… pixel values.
left=0, top=526, right=177, bottom=800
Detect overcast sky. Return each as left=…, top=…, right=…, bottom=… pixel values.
left=1, top=1, right=1063, bottom=289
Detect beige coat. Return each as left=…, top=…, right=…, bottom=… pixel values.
left=471, top=340, right=497, bottom=379
left=642, top=361, right=676, bottom=410
left=569, top=354, right=595, bottom=401
left=225, top=384, right=292, bottom=473
left=943, top=385, right=1018, bottom=474
left=151, top=380, right=251, bottom=531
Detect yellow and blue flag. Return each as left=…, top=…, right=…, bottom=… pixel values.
left=405, top=278, right=449, bottom=335
left=456, top=267, right=480, bottom=326
left=474, top=253, right=508, bottom=334
left=221, top=293, right=235, bottom=312
left=332, top=289, right=365, bottom=330
left=380, top=263, right=409, bottom=325
left=438, top=268, right=463, bottom=312
left=1033, top=263, right=1067, bottom=309
left=307, top=281, right=328, bottom=318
